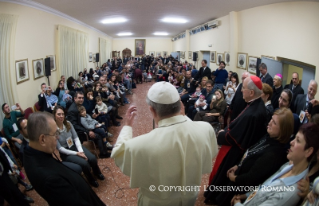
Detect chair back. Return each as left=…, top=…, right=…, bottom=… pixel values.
left=24, top=107, right=34, bottom=119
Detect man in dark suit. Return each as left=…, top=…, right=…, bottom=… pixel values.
left=271, top=74, right=283, bottom=109
left=284, top=72, right=304, bottom=110
left=259, top=63, right=273, bottom=87
left=67, top=91, right=110, bottom=158
left=24, top=112, right=105, bottom=206
left=162, top=56, right=169, bottom=65
left=194, top=59, right=211, bottom=84
left=293, top=80, right=318, bottom=115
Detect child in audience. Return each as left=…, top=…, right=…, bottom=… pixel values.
left=189, top=87, right=202, bottom=101
left=147, top=70, right=153, bottom=82
left=304, top=176, right=319, bottom=206
left=168, top=72, right=174, bottom=83
left=62, top=90, right=73, bottom=103
left=195, top=95, right=207, bottom=111
left=78, top=106, right=112, bottom=149
left=95, top=96, right=112, bottom=115
left=46, top=88, right=58, bottom=110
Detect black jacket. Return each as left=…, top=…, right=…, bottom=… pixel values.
left=284, top=83, right=304, bottom=110
left=229, top=83, right=247, bottom=121
left=194, top=66, right=212, bottom=81
left=38, top=93, right=52, bottom=113
left=260, top=73, right=273, bottom=87
left=24, top=146, right=105, bottom=206
left=66, top=102, right=88, bottom=134
left=293, top=94, right=307, bottom=115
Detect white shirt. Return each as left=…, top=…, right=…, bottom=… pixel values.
left=111, top=115, right=218, bottom=206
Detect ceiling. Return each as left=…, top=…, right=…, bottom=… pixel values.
left=10, top=0, right=319, bottom=38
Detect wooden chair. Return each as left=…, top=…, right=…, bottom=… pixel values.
left=24, top=107, right=34, bottom=119
left=34, top=102, right=41, bottom=112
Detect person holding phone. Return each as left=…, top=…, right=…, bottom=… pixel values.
left=2, top=103, right=24, bottom=148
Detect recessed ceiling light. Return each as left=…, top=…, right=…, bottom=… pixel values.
left=161, top=18, right=187, bottom=23
left=101, top=17, right=127, bottom=24
left=117, top=32, right=133, bottom=36
left=154, top=32, right=169, bottom=36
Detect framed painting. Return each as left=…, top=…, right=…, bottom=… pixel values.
left=156, top=52, right=161, bottom=57
left=224, top=52, right=230, bottom=65
left=237, top=52, right=248, bottom=69
left=163, top=51, right=168, bottom=56
left=135, top=39, right=146, bottom=55
left=261, top=55, right=275, bottom=60
left=210, top=51, right=216, bottom=63
left=248, top=56, right=259, bottom=74
left=216, top=53, right=224, bottom=65
left=89, top=52, right=93, bottom=62
left=32, top=58, right=44, bottom=80
left=93, top=53, right=96, bottom=63
left=149, top=51, right=155, bottom=56
left=188, top=51, right=192, bottom=59
left=15, top=59, right=29, bottom=84
left=46, top=55, right=56, bottom=71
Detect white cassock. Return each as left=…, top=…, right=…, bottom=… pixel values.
left=111, top=115, right=218, bottom=206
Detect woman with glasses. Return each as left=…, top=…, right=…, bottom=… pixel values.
left=53, top=106, right=104, bottom=188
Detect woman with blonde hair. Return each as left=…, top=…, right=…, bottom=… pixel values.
left=194, top=89, right=227, bottom=123
left=200, top=76, right=208, bottom=89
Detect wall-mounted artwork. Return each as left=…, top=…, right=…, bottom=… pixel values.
left=156, top=52, right=162, bottom=57
left=237, top=53, right=248, bottom=69
left=149, top=51, right=155, bottom=56
left=180, top=51, right=185, bottom=59
left=261, top=55, right=275, bottom=60
left=224, top=52, right=230, bottom=65
left=15, top=59, right=29, bottom=84
left=188, top=51, right=192, bottom=59
left=135, top=39, right=146, bottom=56
left=32, top=58, right=44, bottom=80
left=210, top=51, right=216, bottom=63
left=46, top=55, right=56, bottom=71
left=93, top=53, right=96, bottom=63
left=163, top=51, right=168, bottom=56
left=248, top=56, right=258, bottom=74
left=89, top=52, right=92, bottom=62
left=216, top=53, right=224, bottom=65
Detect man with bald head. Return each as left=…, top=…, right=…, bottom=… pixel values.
left=205, top=75, right=267, bottom=205
left=24, top=112, right=105, bottom=206
left=271, top=74, right=283, bottom=109
left=284, top=72, right=304, bottom=110
left=228, top=72, right=250, bottom=121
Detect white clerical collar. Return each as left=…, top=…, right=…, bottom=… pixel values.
left=265, top=100, right=271, bottom=106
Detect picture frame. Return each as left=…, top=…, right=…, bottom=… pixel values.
left=237, top=52, right=248, bottom=69
left=261, top=55, right=275, bottom=60
left=210, top=51, right=216, bottom=63
left=149, top=51, right=155, bottom=56
left=32, top=58, right=44, bottom=80
left=46, top=55, right=56, bottom=71
left=163, top=51, right=168, bottom=57
left=15, top=59, right=29, bottom=84
left=180, top=51, right=185, bottom=59
left=248, top=56, right=259, bottom=74
left=216, top=53, right=224, bottom=66
left=156, top=52, right=161, bottom=57
left=93, top=53, right=96, bottom=63
left=188, top=51, right=192, bottom=59
left=89, top=52, right=93, bottom=62
left=135, top=39, right=146, bottom=56
left=224, top=52, right=230, bottom=65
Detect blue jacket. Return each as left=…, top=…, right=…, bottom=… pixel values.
left=214, top=69, right=228, bottom=84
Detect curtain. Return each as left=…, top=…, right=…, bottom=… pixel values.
left=99, top=37, right=107, bottom=64
left=0, top=14, right=18, bottom=127
left=57, top=25, right=88, bottom=79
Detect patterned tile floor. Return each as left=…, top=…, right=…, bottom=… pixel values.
left=14, top=81, right=215, bottom=206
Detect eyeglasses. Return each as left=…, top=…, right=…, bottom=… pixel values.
left=44, top=131, right=60, bottom=137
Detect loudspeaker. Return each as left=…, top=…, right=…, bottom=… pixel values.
left=45, top=57, right=51, bottom=76
left=96, top=53, right=99, bottom=62
left=255, top=58, right=262, bottom=77
left=192, top=52, right=198, bottom=61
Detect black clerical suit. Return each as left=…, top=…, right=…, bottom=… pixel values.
left=260, top=73, right=273, bottom=87
left=271, top=85, right=283, bottom=110
left=229, top=83, right=247, bottom=121
left=24, top=146, right=105, bottom=206
left=205, top=97, right=267, bottom=204
left=194, top=66, right=212, bottom=82
left=284, top=83, right=304, bottom=110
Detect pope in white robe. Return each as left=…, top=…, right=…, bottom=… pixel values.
left=111, top=82, right=218, bottom=206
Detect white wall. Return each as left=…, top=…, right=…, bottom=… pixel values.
left=0, top=2, right=112, bottom=109
left=112, top=38, right=172, bottom=56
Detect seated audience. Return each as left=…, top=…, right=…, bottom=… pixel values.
left=180, top=71, right=196, bottom=105
left=232, top=123, right=319, bottom=206
left=284, top=72, right=304, bottom=110
left=24, top=112, right=106, bottom=205
left=54, top=80, right=72, bottom=108
left=195, top=95, right=207, bottom=111
left=194, top=89, right=226, bottom=123
left=38, top=83, right=53, bottom=113
left=224, top=72, right=239, bottom=105
left=261, top=83, right=274, bottom=123
left=53, top=106, right=104, bottom=188
left=2, top=103, right=24, bottom=148
left=45, top=88, right=58, bottom=110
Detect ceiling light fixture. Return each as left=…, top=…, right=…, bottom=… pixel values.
left=117, top=32, right=133, bottom=36
left=153, top=32, right=169, bottom=36
left=161, top=18, right=187, bottom=24
left=101, top=17, right=127, bottom=24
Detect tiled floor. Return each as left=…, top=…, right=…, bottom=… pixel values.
left=16, top=81, right=214, bottom=206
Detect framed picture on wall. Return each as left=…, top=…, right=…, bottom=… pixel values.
left=224, top=52, right=230, bottom=65
left=248, top=56, right=259, bottom=74
left=149, top=51, right=155, bottom=56
left=32, top=58, right=44, bottom=80
left=135, top=39, right=146, bottom=55
left=261, top=55, right=275, bottom=60
left=15, top=59, right=29, bottom=84
left=210, top=51, right=216, bottom=63
left=216, top=53, right=224, bottom=65
left=237, top=52, right=248, bottom=69
left=163, top=51, right=168, bottom=56
left=46, top=55, right=56, bottom=71
left=89, top=52, right=93, bottom=62
left=188, top=51, right=192, bottom=59
left=156, top=52, right=161, bottom=57
left=93, top=53, right=96, bottom=63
